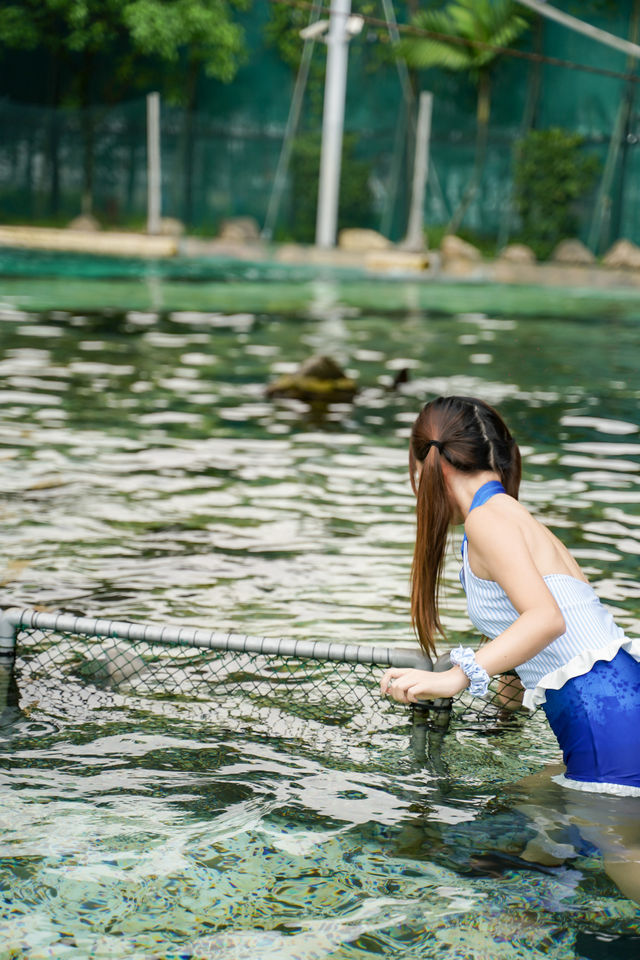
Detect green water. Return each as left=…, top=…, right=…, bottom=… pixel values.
left=1, top=253, right=639, bottom=958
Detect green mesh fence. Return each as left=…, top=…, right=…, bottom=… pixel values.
left=2, top=1, right=640, bottom=248
left=0, top=97, right=285, bottom=232
left=0, top=94, right=613, bottom=246
left=1, top=609, right=527, bottom=738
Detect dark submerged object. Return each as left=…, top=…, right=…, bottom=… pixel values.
left=266, top=355, right=358, bottom=404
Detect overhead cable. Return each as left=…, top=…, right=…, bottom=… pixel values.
left=514, top=0, right=640, bottom=61
left=269, top=0, right=640, bottom=84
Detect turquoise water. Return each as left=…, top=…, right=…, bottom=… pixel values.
left=1, top=253, right=640, bottom=958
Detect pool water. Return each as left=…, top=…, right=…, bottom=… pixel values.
left=1, top=255, right=640, bottom=958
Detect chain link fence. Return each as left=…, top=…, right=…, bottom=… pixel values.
left=1, top=609, right=528, bottom=747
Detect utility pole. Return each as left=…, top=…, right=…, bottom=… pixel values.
left=403, top=91, right=433, bottom=251
left=315, top=0, right=352, bottom=248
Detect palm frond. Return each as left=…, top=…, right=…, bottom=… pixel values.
left=406, top=0, right=530, bottom=73
left=413, top=10, right=463, bottom=38
left=400, top=36, right=475, bottom=71
left=490, top=17, right=530, bottom=51
left=447, top=6, right=479, bottom=41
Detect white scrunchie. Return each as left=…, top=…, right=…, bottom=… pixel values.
left=449, top=646, right=490, bottom=697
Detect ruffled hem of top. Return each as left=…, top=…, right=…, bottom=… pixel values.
left=552, top=773, right=640, bottom=798
left=521, top=635, right=640, bottom=711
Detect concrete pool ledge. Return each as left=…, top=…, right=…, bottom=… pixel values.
left=2, top=224, right=640, bottom=291
left=0, top=224, right=179, bottom=259
left=481, top=257, right=640, bottom=291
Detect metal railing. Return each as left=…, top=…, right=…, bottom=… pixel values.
left=0, top=607, right=526, bottom=735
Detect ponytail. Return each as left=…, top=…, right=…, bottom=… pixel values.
left=500, top=440, right=521, bottom=499
left=410, top=444, right=452, bottom=657
left=408, top=395, right=521, bottom=657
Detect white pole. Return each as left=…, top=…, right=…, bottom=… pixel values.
left=0, top=610, right=17, bottom=714
left=315, top=0, right=351, bottom=249
left=403, top=91, right=433, bottom=251
left=514, top=0, right=640, bottom=60
left=146, top=92, right=161, bottom=236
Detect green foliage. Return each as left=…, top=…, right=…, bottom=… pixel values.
left=401, top=0, right=529, bottom=80
left=264, top=4, right=325, bottom=118
left=265, top=1, right=377, bottom=72
left=289, top=133, right=374, bottom=243
left=123, top=0, right=249, bottom=83
left=0, top=0, right=250, bottom=101
left=264, top=4, right=314, bottom=74
left=513, top=128, right=601, bottom=259
left=265, top=2, right=378, bottom=120
left=0, top=0, right=252, bottom=217
left=399, top=0, right=531, bottom=232
left=0, top=5, right=41, bottom=48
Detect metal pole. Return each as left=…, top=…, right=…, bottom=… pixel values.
left=147, top=92, right=162, bottom=236
left=378, top=0, right=416, bottom=239
left=10, top=607, right=432, bottom=669
left=514, top=0, right=640, bottom=60
left=588, top=4, right=639, bottom=254
left=315, top=0, right=352, bottom=249
left=403, top=91, right=433, bottom=251
left=261, top=1, right=322, bottom=242
left=380, top=0, right=414, bottom=110
left=613, top=0, right=640, bottom=243
left=0, top=609, right=18, bottom=714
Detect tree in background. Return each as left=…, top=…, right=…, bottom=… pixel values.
left=123, top=0, right=250, bottom=222
left=513, top=128, right=600, bottom=258
left=0, top=0, right=250, bottom=219
left=400, top=0, right=530, bottom=234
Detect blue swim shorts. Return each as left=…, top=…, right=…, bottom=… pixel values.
left=542, top=649, right=640, bottom=792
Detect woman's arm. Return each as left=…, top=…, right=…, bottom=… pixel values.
left=464, top=507, right=566, bottom=676
left=381, top=509, right=565, bottom=704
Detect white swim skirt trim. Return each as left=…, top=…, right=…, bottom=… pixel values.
left=521, top=635, right=640, bottom=711
left=552, top=773, right=640, bottom=798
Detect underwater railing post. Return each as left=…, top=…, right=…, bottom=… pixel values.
left=408, top=650, right=453, bottom=764
left=0, top=608, right=19, bottom=713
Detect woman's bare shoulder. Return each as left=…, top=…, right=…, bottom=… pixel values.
left=465, top=493, right=587, bottom=583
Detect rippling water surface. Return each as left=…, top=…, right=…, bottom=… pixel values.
left=1, top=256, right=640, bottom=958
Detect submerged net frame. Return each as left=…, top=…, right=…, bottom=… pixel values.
left=0, top=607, right=526, bottom=736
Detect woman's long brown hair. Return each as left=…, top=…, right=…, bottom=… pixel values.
left=409, top=396, right=521, bottom=657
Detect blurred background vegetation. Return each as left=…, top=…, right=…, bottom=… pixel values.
left=0, top=0, right=637, bottom=257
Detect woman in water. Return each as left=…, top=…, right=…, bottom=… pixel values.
left=381, top=395, right=640, bottom=793
left=381, top=395, right=640, bottom=899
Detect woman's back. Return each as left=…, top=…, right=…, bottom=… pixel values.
left=465, top=493, right=587, bottom=585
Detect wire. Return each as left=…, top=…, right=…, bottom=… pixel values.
left=269, top=0, right=640, bottom=85
left=514, top=0, right=640, bottom=61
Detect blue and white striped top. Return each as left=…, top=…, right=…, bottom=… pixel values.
left=458, top=482, right=636, bottom=709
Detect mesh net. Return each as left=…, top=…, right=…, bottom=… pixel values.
left=8, top=615, right=528, bottom=739
left=0, top=95, right=605, bottom=241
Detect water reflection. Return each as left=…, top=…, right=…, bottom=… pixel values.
left=1, top=289, right=640, bottom=955
left=2, top=303, right=637, bottom=632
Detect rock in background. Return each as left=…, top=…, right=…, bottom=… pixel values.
left=551, top=239, right=595, bottom=264
left=266, top=355, right=358, bottom=404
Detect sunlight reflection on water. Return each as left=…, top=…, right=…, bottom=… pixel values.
left=1, top=277, right=640, bottom=957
